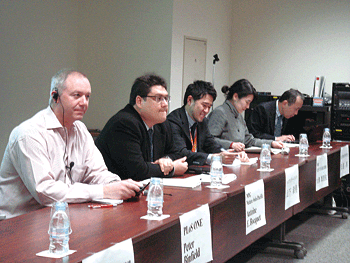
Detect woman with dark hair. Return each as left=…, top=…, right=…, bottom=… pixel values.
left=208, top=79, right=283, bottom=151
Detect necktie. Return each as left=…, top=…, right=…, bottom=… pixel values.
left=274, top=115, right=283, bottom=137
left=191, top=123, right=197, bottom=140
left=190, top=123, right=197, bottom=152
left=148, top=129, right=154, bottom=162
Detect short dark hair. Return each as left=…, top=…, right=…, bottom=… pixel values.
left=279, top=89, right=304, bottom=105
left=129, top=74, right=167, bottom=105
left=183, top=80, right=217, bottom=105
left=221, top=79, right=257, bottom=100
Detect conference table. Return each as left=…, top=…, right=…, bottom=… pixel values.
left=0, top=142, right=348, bottom=263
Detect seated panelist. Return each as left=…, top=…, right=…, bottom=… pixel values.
left=167, top=80, right=248, bottom=166
left=95, top=74, right=188, bottom=181
left=208, top=79, right=283, bottom=151
left=0, top=69, right=142, bottom=219
left=247, top=88, right=304, bottom=142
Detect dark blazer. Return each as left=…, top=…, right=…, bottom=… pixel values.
left=247, top=100, right=288, bottom=140
left=95, top=104, right=182, bottom=181
left=167, top=106, right=222, bottom=166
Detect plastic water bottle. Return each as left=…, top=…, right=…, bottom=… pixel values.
left=147, top=177, right=163, bottom=217
left=299, top=133, right=309, bottom=156
left=210, top=155, right=223, bottom=187
left=48, top=202, right=71, bottom=254
left=260, top=144, right=271, bottom=170
left=322, top=128, right=331, bottom=148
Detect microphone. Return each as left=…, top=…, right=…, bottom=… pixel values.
left=66, top=162, right=74, bottom=171
left=66, top=162, right=75, bottom=184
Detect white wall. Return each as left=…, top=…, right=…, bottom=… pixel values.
left=77, top=0, right=173, bottom=129
left=0, top=0, right=79, bottom=160
left=230, top=0, right=350, bottom=96
left=170, top=0, right=234, bottom=111
left=0, top=0, right=173, bottom=160
left=1, top=0, right=350, bottom=161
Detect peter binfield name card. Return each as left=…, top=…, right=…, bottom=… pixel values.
left=245, top=179, right=266, bottom=235
left=179, top=204, right=213, bottom=263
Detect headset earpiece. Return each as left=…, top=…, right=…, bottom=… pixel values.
left=52, top=88, right=59, bottom=103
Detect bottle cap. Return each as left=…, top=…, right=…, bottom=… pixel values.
left=150, top=177, right=161, bottom=184
left=54, top=202, right=67, bottom=211
left=212, top=155, right=221, bottom=161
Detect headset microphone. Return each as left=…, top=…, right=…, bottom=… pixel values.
left=67, top=162, right=74, bottom=171
left=66, top=162, right=75, bottom=184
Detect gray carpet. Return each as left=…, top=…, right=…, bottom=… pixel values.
left=226, top=211, right=350, bottom=263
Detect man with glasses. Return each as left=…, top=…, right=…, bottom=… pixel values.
left=95, top=74, right=188, bottom=181
left=167, top=80, right=248, bottom=166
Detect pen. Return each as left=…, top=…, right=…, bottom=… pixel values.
left=88, top=204, right=115, bottom=209
left=220, top=148, right=228, bottom=152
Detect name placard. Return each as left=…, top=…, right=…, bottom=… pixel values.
left=285, top=164, right=300, bottom=210
left=82, top=238, right=134, bottom=263
left=340, top=145, right=349, bottom=178
left=179, top=204, right=212, bottom=263
left=245, top=179, right=266, bottom=235
left=316, top=153, right=329, bottom=191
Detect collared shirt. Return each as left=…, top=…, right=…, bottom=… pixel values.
left=275, top=100, right=283, bottom=127
left=185, top=110, right=196, bottom=130
left=0, top=106, right=119, bottom=219
left=185, top=111, right=212, bottom=164
left=275, top=100, right=283, bottom=139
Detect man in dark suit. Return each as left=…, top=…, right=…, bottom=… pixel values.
left=95, top=74, right=187, bottom=181
left=247, top=89, right=304, bottom=141
left=167, top=80, right=247, bottom=166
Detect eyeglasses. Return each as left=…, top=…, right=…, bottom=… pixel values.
left=144, top=95, right=171, bottom=103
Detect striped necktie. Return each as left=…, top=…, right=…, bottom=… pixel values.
left=274, top=115, right=283, bottom=137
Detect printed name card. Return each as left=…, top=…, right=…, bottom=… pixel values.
left=245, top=179, right=266, bottom=235
left=285, top=164, right=300, bottom=210
left=340, top=145, right=349, bottom=178
left=179, top=204, right=213, bottom=263
left=82, top=238, right=134, bottom=263
left=316, top=153, right=329, bottom=191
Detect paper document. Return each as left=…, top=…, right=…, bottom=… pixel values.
left=283, top=143, right=299, bottom=148
left=195, top=173, right=237, bottom=184
left=162, top=176, right=201, bottom=188
left=223, top=157, right=258, bottom=167
left=271, top=148, right=282, bottom=155
left=240, top=157, right=258, bottom=166
left=93, top=199, right=123, bottom=205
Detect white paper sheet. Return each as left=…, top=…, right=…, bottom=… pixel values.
left=316, top=153, right=329, bottom=191
left=340, top=145, right=349, bottom=178
left=180, top=204, right=213, bottom=263
left=245, top=179, right=266, bottom=235
left=285, top=164, right=300, bottom=210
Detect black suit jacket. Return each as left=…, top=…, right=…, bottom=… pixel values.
left=247, top=100, right=288, bottom=140
left=167, top=106, right=221, bottom=166
left=95, top=104, right=182, bottom=180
